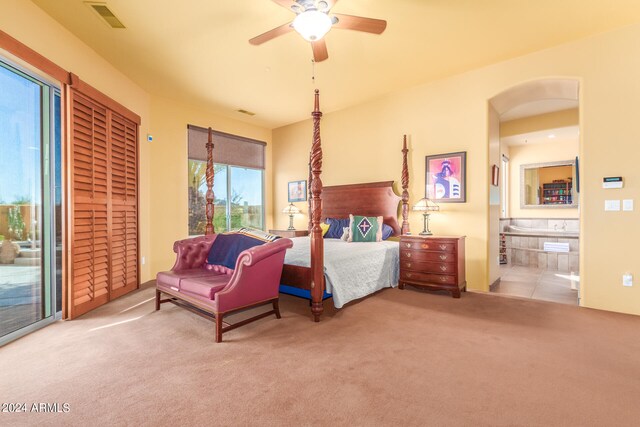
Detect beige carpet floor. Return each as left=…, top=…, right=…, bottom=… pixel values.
left=1, top=282, right=639, bottom=426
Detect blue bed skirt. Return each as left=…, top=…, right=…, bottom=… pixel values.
left=279, top=284, right=332, bottom=301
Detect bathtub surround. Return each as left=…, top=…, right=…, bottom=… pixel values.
left=500, top=218, right=579, bottom=272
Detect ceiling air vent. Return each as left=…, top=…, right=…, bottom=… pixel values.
left=84, top=2, right=126, bottom=29
left=237, top=109, right=256, bottom=116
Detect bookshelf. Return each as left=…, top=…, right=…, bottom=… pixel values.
left=542, top=181, right=572, bottom=205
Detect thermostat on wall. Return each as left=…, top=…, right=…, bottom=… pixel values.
left=603, top=177, right=623, bottom=189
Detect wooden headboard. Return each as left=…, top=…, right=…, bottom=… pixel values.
left=320, top=181, right=402, bottom=236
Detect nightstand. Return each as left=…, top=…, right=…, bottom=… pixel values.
left=268, top=229, right=309, bottom=238
left=399, top=235, right=466, bottom=298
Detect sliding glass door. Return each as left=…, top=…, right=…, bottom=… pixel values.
left=0, top=59, right=61, bottom=345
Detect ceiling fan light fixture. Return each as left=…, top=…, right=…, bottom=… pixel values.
left=292, top=10, right=333, bottom=41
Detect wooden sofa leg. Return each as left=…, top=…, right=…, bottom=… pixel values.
left=273, top=299, right=281, bottom=319
left=215, top=314, right=223, bottom=343
left=155, top=290, right=161, bottom=311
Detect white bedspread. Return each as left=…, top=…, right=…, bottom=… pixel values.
left=283, top=237, right=399, bottom=308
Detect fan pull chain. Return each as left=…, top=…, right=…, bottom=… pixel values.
left=311, top=59, right=316, bottom=85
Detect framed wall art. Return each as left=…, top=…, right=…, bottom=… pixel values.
left=288, top=180, right=307, bottom=202
left=425, top=152, right=467, bottom=203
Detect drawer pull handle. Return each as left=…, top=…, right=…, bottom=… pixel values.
left=406, top=263, right=411, bottom=268
left=440, top=265, right=447, bottom=271
left=405, top=243, right=411, bottom=248
left=406, top=273, right=413, bottom=278
left=406, top=253, right=411, bottom=258
left=439, top=255, right=448, bottom=260
left=440, top=276, right=447, bottom=282
left=439, top=244, right=447, bottom=250
left=421, top=243, right=430, bottom=249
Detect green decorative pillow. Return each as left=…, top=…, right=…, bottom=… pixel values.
left=348, top=214, right=383, bottom=242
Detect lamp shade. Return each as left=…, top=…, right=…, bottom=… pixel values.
left=412, top=197, right=440, bottom=212
left=292, top=10, right=333, bottom=41
left=282, top=203, right=301, bottom=215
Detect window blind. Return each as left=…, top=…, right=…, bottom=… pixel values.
left=187, top=125, right=266, bottom=169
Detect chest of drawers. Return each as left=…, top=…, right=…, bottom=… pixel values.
left=399, top=235, right=466, bottom=298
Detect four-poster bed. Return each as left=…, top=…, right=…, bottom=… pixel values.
left=203, top=90, right=410, bottom=322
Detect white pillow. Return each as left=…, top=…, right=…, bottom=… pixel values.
left=340, top=227, right=350, bottom=241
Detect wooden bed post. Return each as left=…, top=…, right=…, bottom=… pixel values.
left=310, top=90, right=324, bottom=322
left=205, top=127, right=215, bottom=235
left=401, top=135, right=410, bottom=235
left=308, top=157, right=312, bottom=233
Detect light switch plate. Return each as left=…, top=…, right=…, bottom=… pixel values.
left=623, top=199, right=634, bottom=211
left=623, top=274, right=633, bottom=287
left=605, top=200, right=621, bottom=211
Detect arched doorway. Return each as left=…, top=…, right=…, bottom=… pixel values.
left=488, top=78, right=582, bottom=305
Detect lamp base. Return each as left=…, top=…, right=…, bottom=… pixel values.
left=287, top=214, right=295, bottom=231
left=420, top=212, right=433, bottom=236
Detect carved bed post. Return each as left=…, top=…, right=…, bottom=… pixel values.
left=401, top=135, right=410, bottom=235
left=310, top=90, right=324, bottom=322
left=205, top=127, right=215, bottom=235
left=308, top=157, right=312, bottom=232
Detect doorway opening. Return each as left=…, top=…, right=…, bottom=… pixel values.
left=488, top=79, right=581, bottom=305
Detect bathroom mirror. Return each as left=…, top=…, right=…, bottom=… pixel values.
left=520, top=160, right=578, bottom=208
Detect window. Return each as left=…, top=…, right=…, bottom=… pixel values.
left=0, top=57, right=61, bottom=344
left=187, top=126, right=265, bottom=235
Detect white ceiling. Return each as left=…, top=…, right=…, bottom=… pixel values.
left=31, top=0, right=640, bottom=129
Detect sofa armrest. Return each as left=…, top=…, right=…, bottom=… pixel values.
left=213, top=238, right=293, bottom=313
left=171, top=234, right=217, bottom=271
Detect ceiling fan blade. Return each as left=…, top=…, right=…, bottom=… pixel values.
left=311, top=40, right=329, bottom=62
left=249, top=22, right=294, bottom=45
left=270, top=0, right=298, bottom=10
left=332, top=13, right=387, bottom=34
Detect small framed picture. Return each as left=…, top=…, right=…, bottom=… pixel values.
left=491, top=165, right=499, bottom=187
left=425, top=152, right=467, bottom=203
left=288, top=180, right=307, bottom=202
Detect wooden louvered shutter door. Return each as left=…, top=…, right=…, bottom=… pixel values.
left=70, top=91, right=110, bottom=317
left=109, top=113, right=138, bottom=299
left=68, top=76, right=140, bottom=319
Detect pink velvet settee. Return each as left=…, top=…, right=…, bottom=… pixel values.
left=155, top=234, right=293, bottom=342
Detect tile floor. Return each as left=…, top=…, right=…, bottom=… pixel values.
left=491, top=264, right=579, bottom=305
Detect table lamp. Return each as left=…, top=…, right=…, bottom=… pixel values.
left=412, top=198, right=439, bottom=236
left=282, top=203, right=301, bottom=230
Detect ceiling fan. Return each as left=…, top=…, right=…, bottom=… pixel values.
left=249, top=0, right=387, bottom=62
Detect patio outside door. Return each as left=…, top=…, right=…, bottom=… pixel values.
left=0, top=58, right=61, bottom=345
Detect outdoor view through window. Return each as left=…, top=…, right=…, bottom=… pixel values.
left=188, top=160, right=264, bottom=235
left=0, top=59, right=61, bottom=344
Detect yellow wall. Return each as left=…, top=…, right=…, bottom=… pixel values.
left=148, top=95, right=272, bottom=274
left=508, top=140, right=579, bottom=218
left=538, top=165, right=573, bottom=186
left=500, top=108, right=579, bottom=138
left=0, top=0, right=272, bottom=282
left=273, top=23, right=640, bottom=315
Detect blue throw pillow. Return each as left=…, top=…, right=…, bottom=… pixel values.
left=324, top=217, right=350, bottom=239
left=382, top=223, right=394, bottom=240
left=207, top=233, right=265, bottom=269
